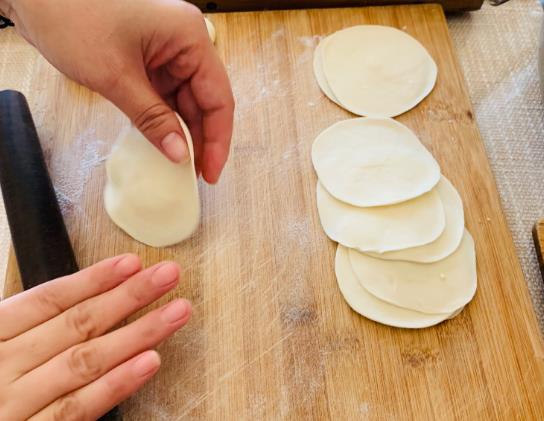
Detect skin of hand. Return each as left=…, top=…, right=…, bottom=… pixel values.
left=0, top=254, right=192, bottom=420
left=0, top=0, right=235, bottom=183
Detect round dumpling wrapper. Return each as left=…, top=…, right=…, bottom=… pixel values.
left=104, top=120, right=200, bottom=248
left=365, top=177, right=464, bottom=263
left=316, top=181, right=445, bottom=253
left=312, top=118, right=440, bottom=207
left=349, top=230, right=477, bottom=314
left=322, top=25, right=437, bottom=117
left=335, top=245, right=461, bottom=329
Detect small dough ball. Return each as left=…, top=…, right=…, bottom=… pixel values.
left=104, top=120, right=200, bottom=247
left=205, top=17, right=216, bottom=44
left=321, top=25, right=437, bottom=117
left=349, top=230, right=477, bottom=314
left=312, top=117, right=440, bottom=207
left=335, top=245, right=456, bottom=329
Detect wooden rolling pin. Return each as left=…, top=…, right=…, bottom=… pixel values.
left=192, top=0, right=484, bottom=13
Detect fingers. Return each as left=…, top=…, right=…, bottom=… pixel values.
left=29, top=351, right=161, bottom=421
left=168, top=46, right=235, bottom=184
left=8, top=299, right=191, bottom=419
left=5, top=262, right=180, bottom=377
left=177, top=83, right=204, bottom=175
left=106, top=72, right=190, bottom=163
left=191, top=50, right=235, bottom=183
left=0, top=254, right=141, bottom=340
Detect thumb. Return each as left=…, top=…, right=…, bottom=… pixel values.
left=105, top=74, right=189, bottom=163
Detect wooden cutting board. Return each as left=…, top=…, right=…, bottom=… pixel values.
left=4, top=4, right=544, bottom=419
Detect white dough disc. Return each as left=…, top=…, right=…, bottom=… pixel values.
left=335, top=245, right=454, bottom=329
left=312, top=118, right=440, bottom=207
left=104, top=120, right=200, bottom=247
left=205, top=17, right=216, bottom=44
left=349, top=230, right=477, bottom=314
left=366, top=177, right=464, bottom=263
left=322, top=25, right=437, bottom=117
left=313, top=35, right=340, bottom=105
left=316, top=182, right=445, bottom=253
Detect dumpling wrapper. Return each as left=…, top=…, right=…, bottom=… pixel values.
left=322, top=25, right=437, bottom=117
left=104, top=120, right=200, bottom=247
left=316, top=181, right=445, bottom=253
left=349, top=230, right=477, bottom=314
left=205, top=17, right=216, bottom=44
left=313, top=35, right=340, bottom=105
left=335, top=245, right=460, bottom=329
left=366, top=177, right=464, bottom=263
left=312, top=118, right=440, bottom=207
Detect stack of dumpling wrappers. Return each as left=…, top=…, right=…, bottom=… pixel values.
left=312, top=25, right=477, bottom=328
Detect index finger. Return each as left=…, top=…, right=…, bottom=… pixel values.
left=0, top=254, right=141, bottom=340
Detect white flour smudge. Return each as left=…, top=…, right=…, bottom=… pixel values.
left=54, top=128, right=107, bottom=215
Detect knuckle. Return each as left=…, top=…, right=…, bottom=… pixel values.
left=133, top=102, right=174, bottom=136
left=67, top=344, right=103, bottom=382
left=84, top=56, right=124, bottom=94
left=215, top=94, right=235, bottom=114
left=51, top=394, right=87, bottom=421
left=66, top=302, right=100, bottom=341
left=127, top=280, right=147, bottom=306
left=34, top=285, right=66, bottom=317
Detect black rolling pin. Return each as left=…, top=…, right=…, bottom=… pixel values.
left=0, top=90, right=121, bottom=421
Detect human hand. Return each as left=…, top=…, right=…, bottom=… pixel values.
left=2, top=0, right=234, bottom=183
left=0, top=254, right=191, bottom=420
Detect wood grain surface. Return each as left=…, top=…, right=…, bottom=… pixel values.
left=192, top=0, right=483, bottom=13
left=4, top=4, right=544, bottom=419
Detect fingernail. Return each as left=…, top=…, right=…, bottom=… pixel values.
left=151, top=263, right=180, bottom=288
left=115, top=254, right=140, bottom=277
left=161, top=299, right=190, bottom=324
left=132, top=351, right=161, bottom=377
left=161, top=132, right=189, bottom=163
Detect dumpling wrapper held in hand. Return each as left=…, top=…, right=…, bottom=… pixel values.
left=316, top=182, right=445, bottom=253
left=349, top=230, right=477, bottom=314
left=312, top=118, right=440, bottom=207
left=321, top=25, right=437, bottom=117
left=366, top=177, right=465, bottom=263
left=335, top=245, right=461, bottom=329
left=104, top=120, right=200, bottom=247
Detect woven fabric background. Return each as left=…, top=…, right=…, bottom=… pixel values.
left=1, top=0, right=543, bottom=328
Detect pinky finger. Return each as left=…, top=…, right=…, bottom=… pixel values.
left=29, top=351, right=161, bottom=421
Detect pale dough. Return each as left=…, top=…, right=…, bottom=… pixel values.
left=313, top=35, right=340, bottom=105
left=321, top=25, right=437, bottom=117
left=316, top=182, right=445, bottom=253
left=205, top=17, right=216, bottom=44
left=104, top=120, right=200, bottom=248
left=349, top=230, right=477, bottom=314
left=335, top=245, right=457, bottom=329
left=312, top=118, right=440, bottom=207
left=366, top=177, right=464, bottom=263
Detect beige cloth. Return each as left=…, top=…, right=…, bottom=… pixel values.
left=1, top=1, right=543, bottom=329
